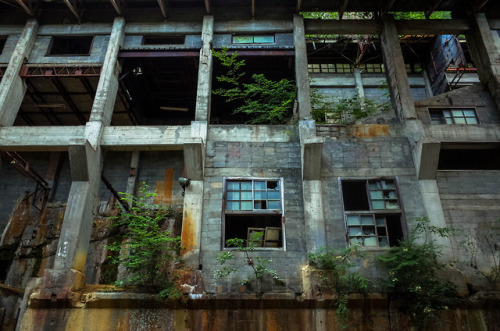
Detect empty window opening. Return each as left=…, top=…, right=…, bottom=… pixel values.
left=438, top=144, right=500, bottom=170
left=48, top=36, right=93, bottom=56
left=342, top=179, right=404, bottom=247
left=429, top=108, right=478, bottom=124
left=232, top=35, right=275, bottom=44
left=142, top=36, right=185, bottom=45
left=119, top=56, right=198, bottom=125
left=224, top=178, right=284, bottom=248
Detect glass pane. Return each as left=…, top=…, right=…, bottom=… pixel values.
left=369, top=182, right=380, bottom=190
left=227, top=191, right=240, bottom=200
left=227, top=182, right=240, bottom=190
left=254, top=35, right=274, bottom=43
left=372, top=201, right=385, bottom=209
left=254, top=201, right=263, bottom=209
left=233, top=36, right=253, bottom=43
left=379, top=237, right=389, bottom=247
left=370, top=191, right=383, bottom=199
left=350, top=237, right=361, bottom=246
left=364, top=237, right=378, bottom=247
left=454, top=117, right=466, bottom=124
left=382, top=181, right=394, bottom=189
left=268, top=191, right=281, bottom=199
left=241, top=191, right=252, bottom=200
left=463, top=110, right=475, bottom=117
left=385, top=201, right=399, bottom=209
left=445, top=118, right=453, bottom=124
left=241, top=201, right=253, bottom=210
left=361, top=215, right=374, bottom=225
left=254, top=181, right=266, bottom=190
left=451, top=110, right=463, bottom=117
left=347, top=215, right=360, bottom=226
left=385, top=191, right=397, bottom=199
left=443, top=110, right=451, bottom=117
left=254, top=191, right=267, bottom=199
left=267, top=200, right=281, bottom=210
left=363, top=226, right=375, bottom=235
left=466, top=117, right=478, bottom=124
left=348, top=226, right=362, bottom=236
left=241, top=182, right=252, bottom=190
left=227, top=201, right=239, bottom=210
left=376, top=216, right=386, bottom=226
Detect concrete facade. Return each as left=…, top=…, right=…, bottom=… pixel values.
left=0, top=1, right=500, bottom=330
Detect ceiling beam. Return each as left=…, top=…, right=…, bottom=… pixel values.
left=339, top=0, right=349, bottom=20
left=296, top=0, right=302, bottom=12
left=63, top=0, right=81, bottom=21
left=204, top=0, right=211, bottom=14
left=157, top=0, right=168, bottom=18
left=424, top=0, right=443, bottom=19
left=251, top=0, right=255, bottom=19
left=15, top=0, right=35, bottom=16
left=385, top=0, right=396, bottom=12
left=109, top=0, right=122, bottom=15
left=474, top=0, right=490, bottom=12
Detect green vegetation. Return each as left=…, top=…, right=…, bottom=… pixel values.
left=212, top=47, right=296, bottom=124
left=378, top=217, right=459, bottom=330
left=215, top=232, right=283, bottom=289
left=309, top=245, right=369, bottom=329
left=105, top=183, right=181, bottom=298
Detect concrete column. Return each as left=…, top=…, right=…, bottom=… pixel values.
left=180, top=180, right=204, bottom=269
left=195, top=16, right=214, bottom=122
left=381, top=15, right=417, bottom=121
left=467, top=13, right=500, bottom=111
left=89, top=17, right=125, bottom=125
left=0, top=19, right=38, bottom=126
left=294, top=15, right=312, bottom=120
left=125, top=151, right=140, bottom=208
left=353, top=67, right=365, bottom=99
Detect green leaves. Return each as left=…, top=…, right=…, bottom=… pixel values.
left=105, top=182, right=181, bottom=298
left=212, top=47, right=296, bottom=124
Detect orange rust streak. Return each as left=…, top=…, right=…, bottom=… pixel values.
left=154, top=169, right=175, bottom=205
left=351, top=124, right=390, bottom=138
left=181, top=210, right=195, bottom=255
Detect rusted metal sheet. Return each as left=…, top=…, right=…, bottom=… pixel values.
left=19, top=65, right=102, bottom=78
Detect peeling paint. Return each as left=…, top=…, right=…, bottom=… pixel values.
left=350, top=124, right=390, bottom=138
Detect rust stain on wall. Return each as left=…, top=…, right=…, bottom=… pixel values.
left=155, top=169, right=175, bottom=205
left=351, top=124, right=390, bottom=138
left=3, top=193, right=31, bottom=245
left=181, top=210, right=195, bottom=255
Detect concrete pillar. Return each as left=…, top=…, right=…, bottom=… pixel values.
left=294, top=15, right=312, bottom=120
left=195, top=16, right=214, bottom=122
left=125, top=151, right=140, bottom=208
left=414, top=139, right=440, bottom=180
left=0, top=19, right=38, bottom=126
left=353, top=67, right=365, bottom=99
left=467, top=13, right=500, bottom=111
left=180, top=180, right=204, bottom=269
left=381, top=15, right=417, bottom=121
left=89, top=17, right=125, bottom=125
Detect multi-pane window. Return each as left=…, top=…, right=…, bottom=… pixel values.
left=342, top=179, right=404, bottom=247
left=232, top=35, right=275, bottom=44
left=223, top=178, right=284, bottom=248
left=429, top=108, right=478, bottom=124
left=308, top=63, right=351, bottom=73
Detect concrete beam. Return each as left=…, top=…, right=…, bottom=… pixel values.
left=68, top=140, right=93, bottom=181
left=381, top=15, right=417, bottom=121
left=0, top=26, right=24, bottom=34
left=195, top=16, right=214, bottom=122
left=183, top=138, right=204, bottom=181
left=180, top=180, right=204, bottom=270
left=100, top=126, right=190, bottom=150
left=0, top=126, right=85, bottom=151
left=488, top=19, right=500, bottom=29
left=0, top=19, right=38, bottom=127
left=214, top=20, right=293, bottom=33
left=294, top=15, right=312, bottom=120
left=302, top=138, right=323, bottom=181
left=38, top=24, right=113, bottom=35
left=89, top=17, right=125, bottom=125
left=303, top=180, right=326, bottom=253
left=125, top=23, right=203, bottom=35
left=414, top=139, right=441, bottom=180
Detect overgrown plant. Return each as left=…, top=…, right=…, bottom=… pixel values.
left=378, top=217, right=459, bottom=330
left=460, top=218, right=500, bottom=289
left=309, top=245, right=369, bottom=329
left=212, top=47, right=296, bottom=124
left=105, top=183, right=181, bottom=298
left=311, top=91, right=390, bottom=124
left=215, top=232, right=283, bottom=289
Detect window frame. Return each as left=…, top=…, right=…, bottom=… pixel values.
left=231, top=34, right=276, bottom=44
left=339, top=177, right=407, bottom=248
left=428, top=108, right=479, bottom=125
left=222, top=177, right=286, bottom=250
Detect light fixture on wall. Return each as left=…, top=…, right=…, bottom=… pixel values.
left=178, top=177, right=191, bottom=196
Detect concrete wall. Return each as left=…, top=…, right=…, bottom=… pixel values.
left=0, top=34, right=21, bottom=64
left=123, top=35, right=202, bottom=49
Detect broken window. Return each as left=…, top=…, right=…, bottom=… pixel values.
left=438, top=144, right=500, bottom=170
left=342, top=179, right=404, bottom=247
left=223, top=178, right=284, bottom=248
left=142, top=36, right=185, bottom=45
left=47, top=36, right=93, bottom=56
left=232, top=35, right=275, bottom=44
left=429, top=108, right=478, bottom=124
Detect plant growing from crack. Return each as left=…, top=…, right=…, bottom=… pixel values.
left=215, top=232, right=283, bottom=289
left=105, top=183, right=181, bottom=298
left=212, top=47, right=296, bottom=124
left=309, top=245, right=369, bottom=329
left=378, top=217, right=459, bottom=330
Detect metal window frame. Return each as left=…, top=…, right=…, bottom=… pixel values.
left=428, top=107, right=479, bottom=125
left=222, top=177, right=286, bottom=251
left=339, top=177, right=407, bottom=248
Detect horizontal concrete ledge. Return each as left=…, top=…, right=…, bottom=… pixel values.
left=424, top=124, right=500, bottom=142
left=101, top=126, right=191, bottom=150
left=208, top=125, right=298, bottom=142
left=0, top=126, right=86, bottom=151
left=125, top=22, right=203, bottom=35
left=0, top=26, right=24, bottom=34
left=38, top=24, right=113, bottom=35
left=214, top=20, right=293, bottom=33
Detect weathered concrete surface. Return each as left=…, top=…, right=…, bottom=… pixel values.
left=0, top=19, right=38, bottom=126
left=194, top=16, right=214, bottom=122
left=180, top=180, right=204, bottom=270
left=294, top=15, right=312, bottom=120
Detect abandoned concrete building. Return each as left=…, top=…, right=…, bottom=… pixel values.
left=0, top=0, right=500, bottom=330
